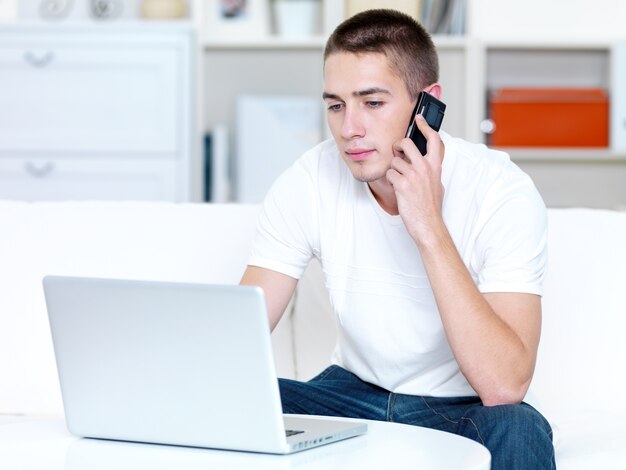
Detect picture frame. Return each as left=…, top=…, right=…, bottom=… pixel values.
left=205, top=0, right=270, bottom=41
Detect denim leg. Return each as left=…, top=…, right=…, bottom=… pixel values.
left=394, top=395, right=555, bottom=470
left=459, top=402, right=555, bottom=470
left=280, top=369, right=555, bottom=469
left=391, top=394, right=485, bottom=432
left=278, top=366, right=389, bottom=420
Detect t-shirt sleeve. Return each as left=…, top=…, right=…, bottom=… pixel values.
left=473, top=174, right=548, bottom=296
left=247, top=159, right=318, bottom=280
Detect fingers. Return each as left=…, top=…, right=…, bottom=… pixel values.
left=392, top=137, right=421, bottom=163
left=414, top=113, right=436, bottom=138
left=388, top=144, right=424, bottom=190
left=413, top=114, right=444, bottom=162
left=391, top=135, right=422, bottom=167
left=386, top=167, right=400, bottom=187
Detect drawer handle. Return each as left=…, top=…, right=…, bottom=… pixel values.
left=24, top=51, right=55, bottom=68
left=25, top=162, right=55, bottom=178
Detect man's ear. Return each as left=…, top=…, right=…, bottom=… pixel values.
left=425, top=83, right=442, bottom=99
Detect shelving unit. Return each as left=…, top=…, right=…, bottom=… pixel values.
left=0, top=3, right=622, bottom=207
left=470, top=39, right=624, bottom=208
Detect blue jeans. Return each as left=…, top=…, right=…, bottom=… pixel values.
left=279, top=365, right=555, bottom=469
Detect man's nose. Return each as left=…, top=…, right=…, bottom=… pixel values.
left=341, top=107, right=365, bottom=139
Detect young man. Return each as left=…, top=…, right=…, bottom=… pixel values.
left=240, top=9, right=555, bottom=469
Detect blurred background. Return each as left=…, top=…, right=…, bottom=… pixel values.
left=1, top=0, right=625, bottom=208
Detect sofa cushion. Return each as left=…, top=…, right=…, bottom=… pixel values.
left=530, top=209, right=626, bottom=421
left=0, top=201, right=296, bottom=414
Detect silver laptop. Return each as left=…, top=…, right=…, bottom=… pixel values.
left=42, top=276, right=366, bottom=454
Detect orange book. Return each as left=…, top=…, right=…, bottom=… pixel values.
left=489, top=88, right=609, bottom=147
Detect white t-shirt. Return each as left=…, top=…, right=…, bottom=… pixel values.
left=249, top=132, right=547, bottom=397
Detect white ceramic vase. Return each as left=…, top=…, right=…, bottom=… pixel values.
left=273, top=0, right=321, bottom=38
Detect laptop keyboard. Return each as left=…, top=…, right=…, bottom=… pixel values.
left=285, top=429, right=304, bottom=437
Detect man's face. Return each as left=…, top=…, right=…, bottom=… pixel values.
left=323, top=52, right=415, bottom=184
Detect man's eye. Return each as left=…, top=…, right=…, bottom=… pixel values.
left=367, top=101, right=383, bottom=108
left=328, top=103, right=343, bottom=111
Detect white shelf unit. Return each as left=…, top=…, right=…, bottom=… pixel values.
left=472, top=40, right=626, bottom=209
left=0, top=22, right=194, bottom=202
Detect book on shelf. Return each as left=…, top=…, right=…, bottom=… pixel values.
left=421, top=0, right=465, bottom=35
left=345, top=0, right=466, bottom=35
left=203, top=125, right=230, bottom=203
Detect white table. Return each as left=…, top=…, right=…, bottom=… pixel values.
left=0, top=415, right=490, bottom=469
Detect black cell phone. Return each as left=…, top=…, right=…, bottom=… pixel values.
left=405, top=91, right=446, bottom=156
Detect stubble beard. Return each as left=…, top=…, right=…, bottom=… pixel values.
left=348, top=161, right=389, bottom=184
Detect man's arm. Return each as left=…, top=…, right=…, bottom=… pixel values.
left=416, top=221, right=541, bottom=406
left=240, top=266, right=298, bottom=331
left=387, top=114, right=541, bottom=406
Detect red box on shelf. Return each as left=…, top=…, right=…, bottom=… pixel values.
left=489, top=88, right=609, bottom=147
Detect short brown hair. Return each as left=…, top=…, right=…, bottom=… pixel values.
left=324, top=9, right=439, bottom=101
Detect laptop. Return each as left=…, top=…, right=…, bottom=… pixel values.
left=42, top=276, right=366, bottom=454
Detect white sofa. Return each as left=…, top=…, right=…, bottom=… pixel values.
left=1, top=200, right=625, bottom=468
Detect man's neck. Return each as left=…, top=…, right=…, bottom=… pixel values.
left=368, top=179, right=399, bottom=216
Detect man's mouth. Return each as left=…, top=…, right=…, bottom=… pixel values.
left=345, top=148, right=375, bottom=161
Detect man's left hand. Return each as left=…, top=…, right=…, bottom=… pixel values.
left=386, top=113, right=446, bottom=243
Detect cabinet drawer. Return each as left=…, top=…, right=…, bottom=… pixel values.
left=0, top=158, right=180, bottom=201
left=0, top=31, right=183, bottom=156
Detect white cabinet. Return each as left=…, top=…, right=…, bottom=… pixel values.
left=0, top=24, right=193, bottom=202
left=0, top=158, right=179, bottom=201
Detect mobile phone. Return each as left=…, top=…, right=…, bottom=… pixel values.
left=405, top=91, right=446, bottom=155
